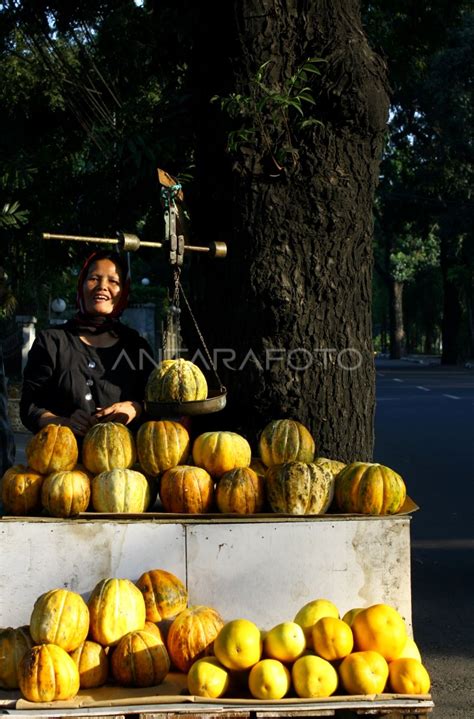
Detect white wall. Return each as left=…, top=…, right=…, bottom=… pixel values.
left=0, top=516, right=412, bottom=632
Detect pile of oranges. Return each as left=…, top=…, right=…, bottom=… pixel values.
left=187, top=600, right=431, bottom=700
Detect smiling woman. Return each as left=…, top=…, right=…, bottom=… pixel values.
left=83, top=259, right=123, bottom=315
left=20, top=251, right=155, bottom=437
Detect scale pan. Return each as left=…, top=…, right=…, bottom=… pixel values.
left=144, top=388, right=227, bottom=418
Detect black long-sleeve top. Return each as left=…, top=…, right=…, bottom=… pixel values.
left=20, top=324, right=155, bottom=433
left=1, top=345, right=15, bottom=472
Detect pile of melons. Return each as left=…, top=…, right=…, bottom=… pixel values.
left=0, top=568, right=184, bottom=701
left=0, top=422, right=152, bottom=517
left=0, top=418, right=407, bottom=518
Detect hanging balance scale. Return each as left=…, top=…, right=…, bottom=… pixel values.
left=42, top=168, right=228, bottom=417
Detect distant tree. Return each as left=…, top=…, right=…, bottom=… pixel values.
left=420, top=12, right=474, bottom=362
left=374, top=153, right=440, bottom=359
left=364, top=0, right=473, bottom=363
left=404, top=267, right=443, bottom=354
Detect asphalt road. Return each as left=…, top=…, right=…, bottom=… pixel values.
left=374, top=359, right=474, bottom=719
left=374, top=359, right=474, bottom=540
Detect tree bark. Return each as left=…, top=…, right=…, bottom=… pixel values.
left=424, top=330, right=434, bottom=355
left=389, top=280, right=405, bottom=359
left=190, top=0, right=389, bottom=461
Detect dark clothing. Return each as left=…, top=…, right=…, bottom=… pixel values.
left=0, top=345, right=15, bottom=474
left=20, top=324, right=155, bottom=434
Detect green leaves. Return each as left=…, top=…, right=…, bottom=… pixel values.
left=211, top=57, right=325, bottom=165
left=0, top=291, right=18, bottom=320
left=388, top=225, right=440, bottom=283
left=0, top=201, right=28, bottom=230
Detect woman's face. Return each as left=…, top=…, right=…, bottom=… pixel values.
left=83, top=258, right=123, bottom=316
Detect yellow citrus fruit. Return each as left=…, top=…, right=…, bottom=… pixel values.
left=339, top=650, right=389, bottom=694
left=397, top=637, right=422, bottom=662
left=264, top=621, right=306, bottom=662
left=352, top=604, right=407, bottom=661
left=388, top=658, right=431, bottom=694
left=291, top=654, right=338, bottom=698
left=248, top=658, right=291, bottom=700
left=342, top=607, right=364, bottom=627
left=187, top=656, right=230, bottom=698
left=294, top=599, right=339, bottom=647
left=312, top=616, right=354, bottom=661
left=213, top=619, right=262, bottom=671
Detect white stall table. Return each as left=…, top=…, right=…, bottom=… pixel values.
left=0, top=512, right=414, bottom=629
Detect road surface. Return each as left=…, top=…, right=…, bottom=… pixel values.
left=375, top=359, right=474, bottom=719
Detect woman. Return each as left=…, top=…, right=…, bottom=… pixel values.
left=20, top=251, right=155, bottom=436
left=0, top=345, right=15, bottom=473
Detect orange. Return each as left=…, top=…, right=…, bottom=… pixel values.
left=291, top=654, right=338, bottom=698
left=352, top=604, right=407, bottom=661
left=187, top=656, right=230, bottom=698
left=388, top=658, right=431, bottom=694
left=213, top=619, right=262, bottom=671
left=312, top=616, right=354, bottom=661
left=248, top=658, right=291, bottom=699
left=264, top=622, right=306, bottom=662
left=342, top=607, right=364, bottom=627
left=397, top=637, right=422, bottom=662
left=294, top=599, right=339, bottom=647
left=339, top=650, right=389, bottom=694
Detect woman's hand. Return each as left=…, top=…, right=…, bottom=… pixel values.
left=93, top=401, right=142, bottom=426
left=38, top=409, right=95, bottom=437
left=68, top=409, right=97, bottom=436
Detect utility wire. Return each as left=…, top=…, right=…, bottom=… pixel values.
left=45, top=21, right=119, bottom=130
left=37, top=19, right=117, bottom=133
left=19, top=27, right=111, bottom=155
left=74, top=22, right=122, bottom=110
left=17, top=8, right=122, bottom=157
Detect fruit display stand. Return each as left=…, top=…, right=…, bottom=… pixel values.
left=0, top=502, right=433, bottom=718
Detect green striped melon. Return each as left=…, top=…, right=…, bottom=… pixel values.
left=313, top=457, right=346, bottom=478
left=91, top=468, right=150, bottom=513
left=145, top=359, right=207, bottom=402
left=259, top=419, right=315, bottom=467
left=82, top=423, right=136, bottom=474
left=137, top=420, right=190, bottom=475
left=335, top=462, right=406, bottom=515
left=265, top=461, right=334, bottom=514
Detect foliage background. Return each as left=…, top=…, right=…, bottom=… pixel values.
left=0, top=0, right=472, bottom=369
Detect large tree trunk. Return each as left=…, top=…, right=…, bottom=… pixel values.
left=389, top=280, right=405, bottom=359
left=190, top=0, right=389, bottom=462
